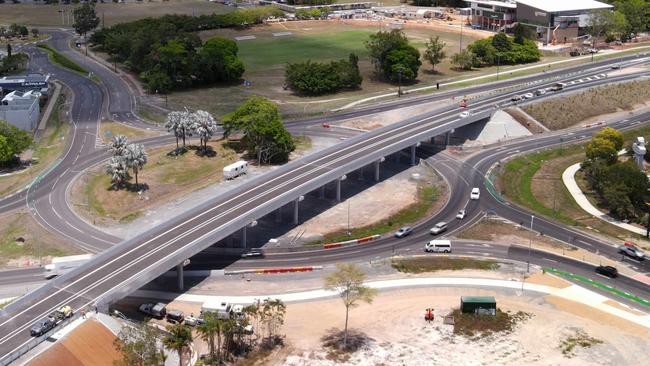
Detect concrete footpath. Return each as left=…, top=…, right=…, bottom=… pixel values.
left=134, top=277, right=650, bottom=329
left=562, top=163, right=647, bottom=236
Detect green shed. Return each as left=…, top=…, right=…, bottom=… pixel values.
left=460, top=296, right=496, bottom=315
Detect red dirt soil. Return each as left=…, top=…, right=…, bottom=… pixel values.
left=28, top=319, right=121, bottom=366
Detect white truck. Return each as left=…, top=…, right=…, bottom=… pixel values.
left=44, top=254, right=93, bottom=279
left=202, top=300, right=244, bottom=320
left=223, top=161, right=248, bottom=180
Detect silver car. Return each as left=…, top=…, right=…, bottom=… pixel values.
left=395, top=226, right=414, bottom=238
left=430, top=222, right=448, bottom=235
left=618, top=245, right=645, bottom=260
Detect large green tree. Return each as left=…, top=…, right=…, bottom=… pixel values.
left=222, top=97, right=295, bottom=164
left=615, top=0, right=649, bottom=39
left=586, top=137, right=618, bottom=164
left=364, top=30, right=410, bottom=74
left=285, top=54, right=362, bottom=95
left=594, top=127, right=624, bottom=151
left=382, top=45, right=421, bottom=83
left=0, top=120, right=32, bottom=164
left=451, top=49, right=477, bottom=70
left=423, top=36, right=446, bottom=72
left=73, top=3, right=100, bottom=38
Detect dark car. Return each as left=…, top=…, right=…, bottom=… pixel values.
left=595, top=265, right=618, bottom=278
left=166, top=310, right=185, bottom=324
left=30, top=317, right=55, bottom=337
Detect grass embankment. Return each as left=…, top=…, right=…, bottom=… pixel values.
left=0, top=210, right=80, bottom=266
left=523, top=79, right=650, bottom=130
left=320, top=185, right=439, bottom=244
left=450, top=309, right=531, bottom=337
left=392, top=257, right=499, bottom=273
left=36, top=44, right=88, bottom=75
left=497, top=123, right=650, bottom=243
left=77, top=141, right=239, bottom=224
left=99, top=121, right=161, bottom=143
left=0, top=92, right=69, bottom=197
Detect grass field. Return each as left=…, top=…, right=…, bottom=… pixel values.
left=0, top=1, right=230, bottom=27
left=0, top=91, right=69, bottom=197
left=523, top=78, right=650, bottom=130
left=392, top=257, right=500, bottom=273
left=99, top=121, right=161, bottom=143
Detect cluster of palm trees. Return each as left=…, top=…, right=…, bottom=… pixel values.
left=164, top=109, right=219, bottom=153
left=105, top=135, right=148, bottom=189
left=159, top=298, right=286, bottom=366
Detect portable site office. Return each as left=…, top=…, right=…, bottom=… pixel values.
left=460, top=296, right=496, bottom=315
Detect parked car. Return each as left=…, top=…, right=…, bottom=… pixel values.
left=470, top=188, right=480, bottom=200
left=166, top=310, right=185, bottom=324
left=55, top=305, right=73, bottom=320
left=184, top=315, right=200, bottom=326
left=138, top=303, right=167, bottom=319
left=430, top=222, right=448, bottom=235
left=395, top=226, right=414, bottom=238
left=459, top=111, right=471, bottom=118
left=30, top=317, right=55, bottom=337
left=456, top=210, right=467, bottom=220
left=618, top=244, right=645, bottom=260
left=595, top=265, right=618, bottom=278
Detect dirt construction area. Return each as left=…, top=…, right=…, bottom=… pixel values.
left=274, top=286, right=649, bottom=366
left=28, top=319, right=120, bottom=366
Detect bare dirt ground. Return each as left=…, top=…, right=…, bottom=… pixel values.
left=28, top=319, right=121, bottom=366
left=270, top=287, right=648, bottom=366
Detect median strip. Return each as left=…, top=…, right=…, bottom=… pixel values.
left=323, top=234, right=381, bottom=249
left=225, top=266, right=323, bottom=275
left=544, top=267, right=650, bottom=307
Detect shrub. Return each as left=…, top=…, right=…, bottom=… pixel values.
left=285, top=54, right=362, bottom=95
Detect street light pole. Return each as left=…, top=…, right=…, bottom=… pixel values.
left=496, top=53, right=500, bottom=80
left=347, top=200, right=351, bottom=236
left=527, top=215, right=534, bottom=273
left=397, top=68, right=402, bottom=97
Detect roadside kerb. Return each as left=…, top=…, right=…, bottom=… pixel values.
left=225, top=266, right=323, bottom=275
left=323, top=234, right=381, bottom=249
left=544, top=267, right=650, bottom=307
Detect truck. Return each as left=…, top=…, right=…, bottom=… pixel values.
left=44, top=254, right=93, bottom=279
left=223, top=161, right=248, bottom=180
left=138, top=302, right=167, bottom=319
left=201, top=300, right=244, bottom=320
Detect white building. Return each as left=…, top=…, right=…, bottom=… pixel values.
left=0, top=90, right=41, bottom=131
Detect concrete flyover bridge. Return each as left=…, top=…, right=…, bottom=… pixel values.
left=0, top=88, right=497, bottom=363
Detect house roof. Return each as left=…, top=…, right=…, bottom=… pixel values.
left=516, top=0, right=613, bottom=13
left=464, top=0, right=517, bottom=9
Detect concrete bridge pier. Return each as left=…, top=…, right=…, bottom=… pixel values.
left=336, top=175, right=347, bottom=202
left=293, top=196, right=304, bottom=224
left=374, top=157, right=385, bottom=182
left=176, top=263, right=184, bottom=291
left=241, top=226, right=247, bottom=248
left=319, top=185, right=326, bottom=199
left=275, top=207, right=282, bottom=222
left=410, top=143, right=421, bottom=166
left=357, top=166, right=364, bottom=180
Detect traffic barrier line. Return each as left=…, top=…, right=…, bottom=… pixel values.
left=225, top=266, right=323, bottom=275
left=544, top=267, right=650, bottom=307
left=323, top=234, right=381, bottom=249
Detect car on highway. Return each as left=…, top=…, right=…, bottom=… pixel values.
left=618, top=244, right=645, bottom=260
left=456, top=210, right=467, bottom=220
left=595, top=265, right=618, bottom=278
left=522, top=92, right=534, bottom=99
left=534, top=89, right=547, bottom=96
left=459, top=111, right=471, bottom=118
left=430, top=222, right=448, bottom=235
left=425, top=239, right=452, bottom=253
left=395, top=226, right=414, bottom=238
left=470, top=188, right=480, bottom=200
left=510, top=95, right=523, bottom=102
left=611, top=64, right=621, bottom=70
left=30, top=317, right=55, bottom=337
left=241, top=250, right=264, bottom=258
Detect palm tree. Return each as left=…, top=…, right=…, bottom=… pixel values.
left=162, top=323, right=192, bottom=366
left=197, top=312, right=218, bottom=362
left=105, top=155, right=130, bottom=188
left=190, top=110, right=218, bottom=152
left=108, top=134, right=129, bottom=157
left=125, top=143, right=147, bottom=188
left=164, top=111, right=183, bottom=149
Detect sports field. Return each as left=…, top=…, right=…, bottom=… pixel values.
left=167, top=20, right=488, bottom=118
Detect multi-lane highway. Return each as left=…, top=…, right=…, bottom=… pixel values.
left=1, top=30, right=650, bottom=363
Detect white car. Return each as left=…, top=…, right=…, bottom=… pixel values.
left=522, top=92, right=534, bottom=99
left=470, top=188, right=480, bottom=200
left=456, top=210, right=467, bottom=220
left=459, top=111, right=471, bottom=118
left=430, top=222, right=448, bottom=235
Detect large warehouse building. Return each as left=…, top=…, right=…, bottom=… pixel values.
left=464, top=0, right=614, bottom=43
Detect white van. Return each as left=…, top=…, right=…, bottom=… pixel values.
left=425, top=240, right=452, bottom=253
left=223, top=161, right=248, bottom=179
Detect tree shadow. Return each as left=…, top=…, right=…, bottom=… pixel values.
left=109, top=182, right=149, bottom=193
left=166, top=147, right=188, bottom=157
left=195, top=145, right=217, bottom=158
left=223, top=140, right=245, bottom=154
left=320, top=328, right=374, bottom=354
left=421, top=69, right=442, bottom=76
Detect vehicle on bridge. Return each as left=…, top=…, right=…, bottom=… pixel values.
left=30, top=317, right=55, bottom=337
left=54, top=305, right=73, bottom=320
left=44, top=254, right=93, bottom=279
